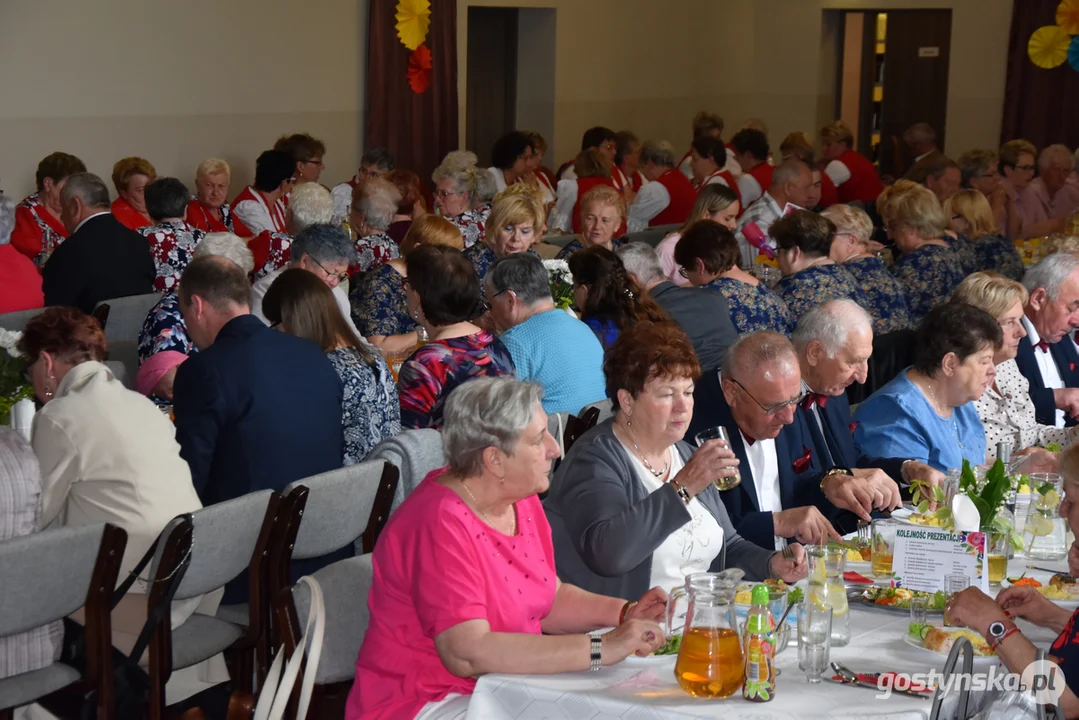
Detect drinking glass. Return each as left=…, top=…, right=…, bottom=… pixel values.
left=871, top=518, right=898, bottom=579
left=986, top=532, right=1009, bottom=589
left=909, top=595, right=928, bottom=626
left=799, top=604, right=832, bottom=683
left=944, top=468, right=961, bottom=508
left=943, top=574, right=970, bottom=627
left=807, top=545, right=850, bottom=647
left=693, top=427, right=741, bottom=491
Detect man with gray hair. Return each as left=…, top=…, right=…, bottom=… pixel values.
left=793, top=300, right=933, bottom=516
left=0, top=194, right=44, bottom=312
left=1015, top=253, right=1079, bottom=427
left=626, top=141, right=698, bottom=232
left=486, top=254, right=606, bottom=414
left=332, top=147, right=396, bottom=222
left=617, top=242, right=736, bottom=371
left=735, top=157, right=815, bottom=266
left=43, top=172, right=155, bottom=313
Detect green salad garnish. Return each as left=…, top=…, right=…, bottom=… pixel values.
left=1045, top=443, right=1062, bottom=453
left=787, top=587, right=804, bottom=605
left=907, top=622, right=931, bottom=642
left=654, top=633, right=682, bottom=656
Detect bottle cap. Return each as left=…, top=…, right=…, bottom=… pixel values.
left=751, top=584, right=771, bottom=606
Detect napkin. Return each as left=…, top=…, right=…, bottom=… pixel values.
left=9, top=398, right=35, bottom=443
left=843, top=571, right=873, bottom=584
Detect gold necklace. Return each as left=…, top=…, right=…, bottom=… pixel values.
left=618, top=421, right=669, bottom=478
left=461, top=480, right=516, bottom=534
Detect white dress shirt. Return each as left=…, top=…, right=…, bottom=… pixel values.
left=739, top=429, right=785, bottom=550
left=824, top=160, right=852, bottom=187
left=627, top=181, right=672, bottom=232
left=487, top=167, right=508, bottom=194
left=1023, top=316, right=1066, bottom=427
left=550, top=179, right=579, bottom=233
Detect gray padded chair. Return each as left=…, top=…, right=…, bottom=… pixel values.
left=93, top=292, right=162, bottom=388
left=579, top=398, right=614, bottom=424
left=144, top=490, right=279, bottom=716
left=0, top=524, right=126, bottom=718
left=367, top=429, right=447, bottom=514
left=0, top=307, right=43, bottom=333
left=619, top=223, right=679, bottom=248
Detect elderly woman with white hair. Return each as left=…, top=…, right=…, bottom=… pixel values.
left=626, top=141, right=698, bottom=232
left=1017, top=144, right=1079, bottom=238
left=0, top=194, right=45, bottom=313
left=136, top=232, right=254, bottom=403
left=823, top=203, right=912, bottom=333
left=186, top=157, right=252, bottom=236
left=349, top=177, right=402, bottom=274
left=432, top=151, right=490, bottom=249
left=347, top=377, right=669, bottom=720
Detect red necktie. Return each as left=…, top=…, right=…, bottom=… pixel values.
left=801, top=393, right=829, bottom=410
left=1035, top=340, right=1051, bottom=353
left=744, top=434, right=756, bottom=447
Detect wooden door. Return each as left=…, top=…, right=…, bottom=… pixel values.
left=466, top=7, right=519, bottom=167
left=877, top=10, right=952, bottom=178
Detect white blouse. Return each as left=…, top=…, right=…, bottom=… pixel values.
left=620, top=443, right=724, bottom=594
left=974, top=358, right=1071, bottom=456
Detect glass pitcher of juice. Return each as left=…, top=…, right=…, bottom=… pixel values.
left=667, top=569, right=744, bottom=636
left=1024, top=473, right=1067, bottom=561
left=669, top=575, right=744, bottom=699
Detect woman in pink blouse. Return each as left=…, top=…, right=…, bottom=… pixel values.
left=347, top=378, right=669, bottom=720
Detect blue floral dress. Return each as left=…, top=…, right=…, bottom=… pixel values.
left=327, top=346, right=401, bottom=465
left=350, top=263, right=418, bottom=338
left=972, top=234, right=1025, bottom=281
left=137, top=290, right=196, bottom=364
left=842, top=256, right=913, bottom=334
left=945, top=233, right=979, bottom=276
left=555, top=238, right=625, bottom=261
left=773, top=264, right=868, bottom=325
left=705, top=277, right=793, bottom=335
left=891, top=244, right=966, bottom=324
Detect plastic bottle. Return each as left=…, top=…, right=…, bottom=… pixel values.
left=742, top=584, right=776, bottom=702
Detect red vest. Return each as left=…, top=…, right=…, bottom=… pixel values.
left=651, top=170, right=697, bottom=227
left=186, top=199, right=253, bottom=236
left=696, top=170, right=744, bottom=216
left=611, top=166, right=630, bottom=194
left=835, top=150, right=884, bottom=204
left=571, top=177, right=627, bottom=236
left=111, top=197, right=151, bottom=231
left=747, top=163, right=774, bottom=196
left=819, top=172, right=839, bottom=208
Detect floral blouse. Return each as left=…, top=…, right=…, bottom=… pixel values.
left=705, top=277, right=793, bottom=335
left=353, top=232, right=401, bottom=275
left=398, top=331, right=516, bottom=430
left=945, top=233, right=979, bottom=276
left=327, top=346, right=401, bottom=465
left=350, top=263, right=418, bottom=338
left=138, top=220, right=206, bottom=292
left=464, top=244, right=540, bottom=297
left=445, top=209, right=488, bottom=249
left=137, top=290, right=196, bottom=364
left=974, top=358, right=1069, bottom=455
left=891, top=244, right=966, bottom=324
left=972, top=234, right=1025, bottom=281
left=16, top=192, right=67, bottom=267
left=772, top=263, right=867, bottom=325
left=249, top=231, right=293, bottom=282
left=842, top=255, right=913, bottom=334
left=555, top=238, right=625, bottom=261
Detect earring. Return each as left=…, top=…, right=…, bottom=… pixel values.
left=44, top=374, right=56, bottom=399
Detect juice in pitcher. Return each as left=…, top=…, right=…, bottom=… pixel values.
left=675, top=627, right=744, bottom=698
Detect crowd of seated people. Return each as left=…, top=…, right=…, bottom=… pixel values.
left=9, top=111, right=1079, bottom=719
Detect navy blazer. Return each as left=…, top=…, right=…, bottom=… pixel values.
left=173, top=315, right=345, bottom=505
left=688, top=371, right=848, bottom=549
left=797, top=393, right=906, bottom=484
left=1013, top=334, right=1079, bottom=427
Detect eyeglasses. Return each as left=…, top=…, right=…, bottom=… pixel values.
left=310, top=256, right=350, bottom=283
left=302, top=158, right=325, bottom=167
left=490, top=288, right=511, bottom=301
left=678, top=267, right=690, bottom=279
left=434, top=189, right=463, bottom=199
left=1015, top=164, right=1035, bottom=172
left=726, top=376, right=805, bottom=415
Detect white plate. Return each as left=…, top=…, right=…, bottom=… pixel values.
left=890, top=507, right=914, bottom=520
left=903, top=633, right=998, bottom=665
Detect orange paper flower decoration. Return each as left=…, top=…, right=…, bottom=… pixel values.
left=1029, top=25, right=1072, bottom=69
left=396, top=0, right=431, bottom=51
left=1058, top=0, right=1079, bottom=35
left=408, top=44, right=433, bottom=94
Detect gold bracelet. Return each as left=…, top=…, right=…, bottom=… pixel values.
left=619, top=600, right=637, bottom=625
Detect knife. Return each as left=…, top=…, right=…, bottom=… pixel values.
left=826, top=676, right=931, bottom=700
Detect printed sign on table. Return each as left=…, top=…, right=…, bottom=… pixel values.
left=892, top=527, right=988, bottom=594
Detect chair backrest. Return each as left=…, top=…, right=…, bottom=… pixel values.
left=562, top=408, right=600, bottom=456
left=618, top=224, right=678, bottom=248
left=845, top=328, right=916, bottom=405
left=284, top=461, right=398, bottom=560
left=579, top=398, right=614, bottom=424
left=93, top=292, right=162, bottom=388
left=0, top=307, right=43, bottom=333
left=0, top=523, right=126, bottom=636
left=367, top=429, right=447, bottom=514
left=540, top=234, right=578, bottom=249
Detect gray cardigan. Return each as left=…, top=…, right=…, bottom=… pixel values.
left=543, top=419, right=775, bottom=600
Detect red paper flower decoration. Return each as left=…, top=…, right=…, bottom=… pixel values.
left=408, top=44, right=432, bottom=94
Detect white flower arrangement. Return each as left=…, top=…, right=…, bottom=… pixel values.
left=543, top=259, right=575, bottom=310
left=0, top=328, right=22, bottom=355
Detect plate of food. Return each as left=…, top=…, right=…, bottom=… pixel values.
left=1037, top=574, right=1079, bottom=609
left=904, top=623, right=998, bottom=664
left=734, top=579, right=802, bottom=606
left=850, top=586, right=947, bottom=613
left=837, top=538, right=872, bottom=567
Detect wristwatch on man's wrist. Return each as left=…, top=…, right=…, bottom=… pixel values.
left=820, top=466, right=852, bottom=491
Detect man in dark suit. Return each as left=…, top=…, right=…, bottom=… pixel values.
left=618, top=242, right=737, bottom=371
left=173, top=255, right=344, bottom=506
left=1016, top=254, right=1079, bottom=427
left=43, top=172, right=155, bottom=313
left=687, top=331, right=849, bottom=551
left=792, top=300, right=933, bottom=510
left=901, top=123, right=944, bottom=183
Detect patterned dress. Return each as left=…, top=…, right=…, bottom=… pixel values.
left=350, top=263, right=418, bottom=338
left=327, top=346, right=401, bottom=465
left=945, top=233, right=979, bottom=276
left=843, top=255, right=913, bottom=334
left=773, top=263, right=868, bottom=325
left=137, top=290, right=196, bottom=364
left=891, top=244, right=966, bottom=324
left=445, top=208, right=488, bottom=249
left=249, top=231, right=293, bottom=282
left=398, top=331, right=516, bottom=429
left=353, top=232, right=401, bottom=275
left=138, top=220, right=206, bottom=292
left=972, top=234, right=1025, bottom=281
left=1048, top=608, right=1079, bottom=692
left=555, top=238, right=625, bottom=261
left=464, top=244, right=540, bottom=294
left=13, top=192, right=67, bottom=268
left=705, top=277, right=793, bottom=335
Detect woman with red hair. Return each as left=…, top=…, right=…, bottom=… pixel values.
left=110, top=156, right=157, bottom=230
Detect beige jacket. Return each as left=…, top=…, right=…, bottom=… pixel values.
left=32, top=361, right=202, bottom=584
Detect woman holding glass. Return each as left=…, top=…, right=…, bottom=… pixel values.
left=544, top=321, right=807, bottom=602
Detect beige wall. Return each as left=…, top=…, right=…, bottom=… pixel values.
left=0, top=0, right=367, bottom=200
left=457, top=0, right=1011, bottom=165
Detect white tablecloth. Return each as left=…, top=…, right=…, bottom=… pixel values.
left=466, top=555, right=1070, bottom=720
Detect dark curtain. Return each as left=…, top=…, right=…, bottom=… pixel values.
left=1001, top=0, right=1079, bottom=148
left=365, top=0, right=458, bottom=185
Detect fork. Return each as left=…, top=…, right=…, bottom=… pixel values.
left=857, top=520, right=871, bottom=547
left=781, top=544, right=796, bottom=561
